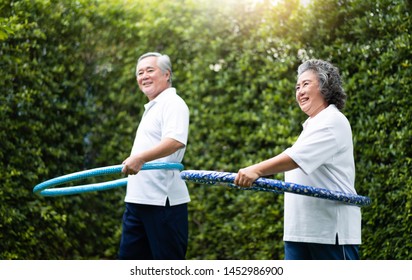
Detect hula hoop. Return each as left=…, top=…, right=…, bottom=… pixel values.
left=33, top=162, right=184, bottom=197
left=180, top=170, right=371, bottom=207
left=33, top=164, right=371, bottom=206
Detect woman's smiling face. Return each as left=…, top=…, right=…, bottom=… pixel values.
left=295, top=70, right=328, bottom=117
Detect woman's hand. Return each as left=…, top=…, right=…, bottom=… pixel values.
left=234, top=167, right=260, bottom=187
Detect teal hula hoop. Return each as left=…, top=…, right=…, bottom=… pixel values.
left=33, top=162, right=184, bottom=197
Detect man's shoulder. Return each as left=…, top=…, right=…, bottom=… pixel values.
left=161, top=88, right=188, bottom=106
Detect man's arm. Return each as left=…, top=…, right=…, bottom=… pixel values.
left=122, top=137, right=185, bottom=175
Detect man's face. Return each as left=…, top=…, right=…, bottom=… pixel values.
left=136, top=56, right=170, bottom=100
left=295, top=70, right=327, bottom=117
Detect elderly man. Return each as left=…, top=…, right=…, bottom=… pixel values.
left=119, top=52, right=190, bottom=260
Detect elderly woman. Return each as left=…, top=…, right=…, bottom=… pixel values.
left=234, top=59, right=361, bottom=260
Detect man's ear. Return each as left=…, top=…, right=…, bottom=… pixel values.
left=165, top=70, right=171, bottom=82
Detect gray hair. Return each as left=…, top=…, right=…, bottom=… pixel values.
left=297, top=59, right=346, bottom=110
left=136, top=52, right=173, bottom=85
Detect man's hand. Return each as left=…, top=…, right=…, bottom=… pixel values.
left=122, top=155, right=146, bottom=175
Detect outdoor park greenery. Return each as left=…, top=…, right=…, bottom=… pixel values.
left=0, top=0, right=411, bottom=259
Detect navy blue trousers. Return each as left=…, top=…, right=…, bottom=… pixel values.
left=284, top=241, right=360, bottom=260
left=118, top=201, right=188, bottom=260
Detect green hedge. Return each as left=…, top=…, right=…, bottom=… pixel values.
left=1, top=0, right=410, bottom=259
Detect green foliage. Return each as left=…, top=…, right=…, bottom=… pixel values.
left=1, top=0, right=410, bottom=260
left=339, top=0, right=412, bottom=259
left=0, top=0, right=125, bottom=259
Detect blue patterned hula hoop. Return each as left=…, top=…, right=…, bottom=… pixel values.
left=33, top=162, right=184, bottom=197
left=180, top=170, right=371, bottom=207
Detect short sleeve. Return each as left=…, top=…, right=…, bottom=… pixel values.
left=284, top=125, right=338, bottom=175
left=161, top=97, right=189, bottom=145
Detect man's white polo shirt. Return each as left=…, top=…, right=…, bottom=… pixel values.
left=125, top=87, right=190, bottom=206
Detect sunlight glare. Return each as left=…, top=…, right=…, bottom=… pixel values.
left=300, top=0, right=312, bottom=7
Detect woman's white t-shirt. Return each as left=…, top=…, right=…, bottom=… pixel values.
left=284, top=105, right=361, bottom=245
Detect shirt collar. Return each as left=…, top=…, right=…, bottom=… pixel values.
left=302, top=104, right=337, bottom=129
left=144, top=87, right=176, bottom=111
